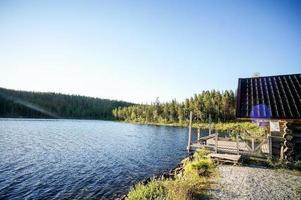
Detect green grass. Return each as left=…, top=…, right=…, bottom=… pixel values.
left=185, top=159, right=215, bottom=177
left=294, top=160, right=301, bottom=171
left=193, top=149, right=211, bottom=161
left=126, top=148, right=216, bottom=200
left=126, top=180, right=166, bottom=200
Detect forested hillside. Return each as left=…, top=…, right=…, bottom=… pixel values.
left=113, top=90, right=236, bottom=124
left=0, top=87, right=133, bottom=119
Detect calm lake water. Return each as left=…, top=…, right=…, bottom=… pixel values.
left=0, top=119, right=198, bottom=199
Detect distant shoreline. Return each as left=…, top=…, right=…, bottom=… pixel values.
left=117, top=120, right=264, bottom=136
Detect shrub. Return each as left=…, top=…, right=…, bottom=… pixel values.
left=294, top=160, right=301, bottom=171
left=193, top=148, right=210, bottom=160
left=185, top=159, right=214, bottom=177
left=126, top=180, right=166, bottom=200
left=210, top=122, right=266, bottom=139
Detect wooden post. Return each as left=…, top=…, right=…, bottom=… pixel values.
left=268, top=135, right=272, bottom=156
left=236, top=133, right=239, bottom=155
left=215, top=132, right=218, bottom=153
left=187, top=111, right=193, bottom=151
left=251, top=138, right=255, bottom=152
left=197, top=128, right=201, bottom=141
left=209, top=114, right=212, bottom=135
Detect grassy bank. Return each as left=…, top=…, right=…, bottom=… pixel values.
left=123, top=120, right=265, bottom=139
left=126, top=149, right=217, bottom=200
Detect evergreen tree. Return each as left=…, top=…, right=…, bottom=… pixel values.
left=113, top=90, right=236, bottom=124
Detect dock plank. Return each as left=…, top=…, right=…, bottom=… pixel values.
left=209, top=153, right=241, bottom=165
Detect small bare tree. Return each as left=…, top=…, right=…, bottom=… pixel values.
left=252, top=72, right=261, bottom=77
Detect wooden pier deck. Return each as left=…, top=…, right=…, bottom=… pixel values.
left=186, top=112, right=270, bottom=158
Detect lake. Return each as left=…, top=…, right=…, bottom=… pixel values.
left=0, top=119, right=199, bottom=199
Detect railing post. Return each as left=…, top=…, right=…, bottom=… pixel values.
left=209, top=114, right=212, bottom=135
left=187, top=111, right=193, bottom=151
left=236, top=133, right=239, bottom=155
left=268, top=135, right=272, bottom=156
left=251, top=138, right=255, bottom=152
left=197, top=128, right=201, bottom=141
left=215, top=132, right=218, bottom=153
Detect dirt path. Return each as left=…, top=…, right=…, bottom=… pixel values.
left=209, top=165, right=301, bottom=200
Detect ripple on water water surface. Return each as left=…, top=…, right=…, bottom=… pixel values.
left=0, top=119, right=194, bottom=199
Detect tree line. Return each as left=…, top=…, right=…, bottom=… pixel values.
left=113, top=90, right=236, bottom=124
left=0, top=87, right=236, bottom=123
left=0, top=87, right=133, bottom=120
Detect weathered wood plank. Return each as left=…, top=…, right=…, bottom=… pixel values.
left=210, top=153, right=241, bottom=161
left=209, top=153, right=241, bottom=165
left=198, top=133, right=217, bottom=141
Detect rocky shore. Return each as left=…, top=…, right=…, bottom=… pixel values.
left=116, top=154, right=194, bottom=200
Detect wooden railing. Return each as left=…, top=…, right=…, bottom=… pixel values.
left=191, top=132, right=271, bottom=157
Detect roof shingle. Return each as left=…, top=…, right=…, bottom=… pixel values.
left=236, top=74, right=301, bottom=119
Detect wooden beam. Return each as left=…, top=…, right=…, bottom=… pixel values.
left=268, top=135, right=272, bottom=155
left=236, top=133, right=240, bottom=155
left=215, top=132, right=218, bottom=153
left=187, top=111, right=193, bottom=151
left=209, top=114, right=212, bottom=135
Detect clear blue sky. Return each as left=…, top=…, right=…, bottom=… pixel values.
left=0, top=0, right=300, bottom=103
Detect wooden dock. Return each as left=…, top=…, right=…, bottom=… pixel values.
left=186, top=111, right=270, bottom=159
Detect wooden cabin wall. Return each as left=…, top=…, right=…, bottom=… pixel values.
left=270, top=121, right=285, bottom=158
left=270, top=120, right=301, bottom=161
left=284, top=121, right=301, bottom=161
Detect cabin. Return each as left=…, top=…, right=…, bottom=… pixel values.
left=236, top=73, right=301, bottom=161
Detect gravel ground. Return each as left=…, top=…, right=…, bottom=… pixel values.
left=209, top=165, right=301, bottom=200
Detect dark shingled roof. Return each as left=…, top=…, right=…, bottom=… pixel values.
left=236, top=74, right=301, bottom=119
